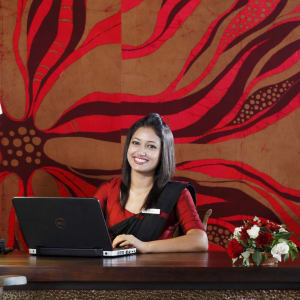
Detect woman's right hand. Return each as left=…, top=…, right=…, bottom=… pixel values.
left=112, top=234, right=149, bottom=253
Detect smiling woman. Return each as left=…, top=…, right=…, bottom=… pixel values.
left=94, top=113, right=208, bottom=253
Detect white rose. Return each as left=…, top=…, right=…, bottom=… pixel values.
left=247, top=225, right=260, bottom=239
left=271, top=242, right=289, bottom=262
left=234, top=227, right=242, bottom=238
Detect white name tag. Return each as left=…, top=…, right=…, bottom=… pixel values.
left=141, top=208, right=160, bottom=215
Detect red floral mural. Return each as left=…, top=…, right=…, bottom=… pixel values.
left=0, top=0, right=299, bottom=250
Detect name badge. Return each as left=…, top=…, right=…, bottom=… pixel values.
left=141, top=208, right=160, bottom=215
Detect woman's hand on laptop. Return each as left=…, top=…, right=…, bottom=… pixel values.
left=112, top=234, right=148, bottom=253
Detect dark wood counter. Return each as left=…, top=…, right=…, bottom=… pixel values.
left=0, top=251, right=299, bottom=290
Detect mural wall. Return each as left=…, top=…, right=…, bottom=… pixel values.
left=0, top=0, right=299, bottom=251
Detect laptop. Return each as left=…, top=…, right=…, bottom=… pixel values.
left=12, top=197, right=136, bottom=257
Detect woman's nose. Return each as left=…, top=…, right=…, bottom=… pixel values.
left=137, top=146, right=147, bottom=156
left=139, top=150, right=146, bottom=156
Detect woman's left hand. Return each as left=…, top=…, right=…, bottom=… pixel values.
left=112, top=234, right=148, bottom=253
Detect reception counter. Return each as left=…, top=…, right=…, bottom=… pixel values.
left=0, top=251, right=299, bottom=299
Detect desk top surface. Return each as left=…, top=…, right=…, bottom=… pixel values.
left=0, top=251, right=299, bottom=284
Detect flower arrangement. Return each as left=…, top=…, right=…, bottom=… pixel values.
left=227, top=216, right=298, bottom=266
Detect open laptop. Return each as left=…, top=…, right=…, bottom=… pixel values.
left=12, top=197, right=136, bottom=257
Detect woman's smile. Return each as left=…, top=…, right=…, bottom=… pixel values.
left=133, top=157, right=148, bottom=165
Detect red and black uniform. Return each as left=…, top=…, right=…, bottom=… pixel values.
left=94, top=177, right=204, bottom=241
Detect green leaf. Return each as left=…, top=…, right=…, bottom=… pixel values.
left=240, top=240, right=248, bottom=248
left=290, top=249, right=298, bottom=261
left=263, top=252, right=268, bottom=261
left=284, top=253, right=289, bottom=262
left=242, top=251, right=250, bottom=259
left=288, top=241, right=298, bottom=252
left=232, top=257, right=238, bottom=264
left=243, top=257, right=250, bottom=267
left=275, top=232, right=290, bottom=240
left=252, top=251, right=262, bottom=266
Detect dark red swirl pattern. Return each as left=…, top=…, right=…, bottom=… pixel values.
left=0, top=0, right=299, bottom=250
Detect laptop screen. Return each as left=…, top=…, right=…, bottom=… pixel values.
left=12, top=197, right=113, bottom=252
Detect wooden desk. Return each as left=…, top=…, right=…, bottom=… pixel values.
left=0, top=251, right=299, bottom=290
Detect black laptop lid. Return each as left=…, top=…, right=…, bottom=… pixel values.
left=12, top=197, right=113, bottom=251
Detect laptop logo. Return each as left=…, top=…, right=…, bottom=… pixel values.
left=55, top=218, right=66, bottom=229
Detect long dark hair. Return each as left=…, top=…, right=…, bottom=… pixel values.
left=120, top=113, right=175, bottom=209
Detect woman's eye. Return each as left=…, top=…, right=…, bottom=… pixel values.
left=148, top=144, right=157, bottom=149
left=132, top=140, right=139, bottom=145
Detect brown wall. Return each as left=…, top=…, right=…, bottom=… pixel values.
left=0, top=0, right=299, bottom=250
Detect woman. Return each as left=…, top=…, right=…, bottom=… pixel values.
left=94, top=113, right=208, bottom=253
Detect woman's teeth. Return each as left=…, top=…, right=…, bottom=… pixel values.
left=135, top=157, right=147, bottom=163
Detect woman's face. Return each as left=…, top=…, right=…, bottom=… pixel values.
left=127, top=126, right=161, bottom=176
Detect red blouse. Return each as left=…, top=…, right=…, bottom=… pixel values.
left=94, top=178, right=204, bottom=240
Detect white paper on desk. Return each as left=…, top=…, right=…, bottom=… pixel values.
left=141, top=208, right=160, bottom=214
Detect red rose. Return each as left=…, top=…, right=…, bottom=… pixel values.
left=240, top=227, right=249, bottom=241
left=266, top=221, right=280, bottom=231
left=227, top=239, right=244, bottom=258
left=244, top=220, right=252, bottom=228
left=260, top=219, right=268, bottom=226
left=256, top=232, right=274, bottom=248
